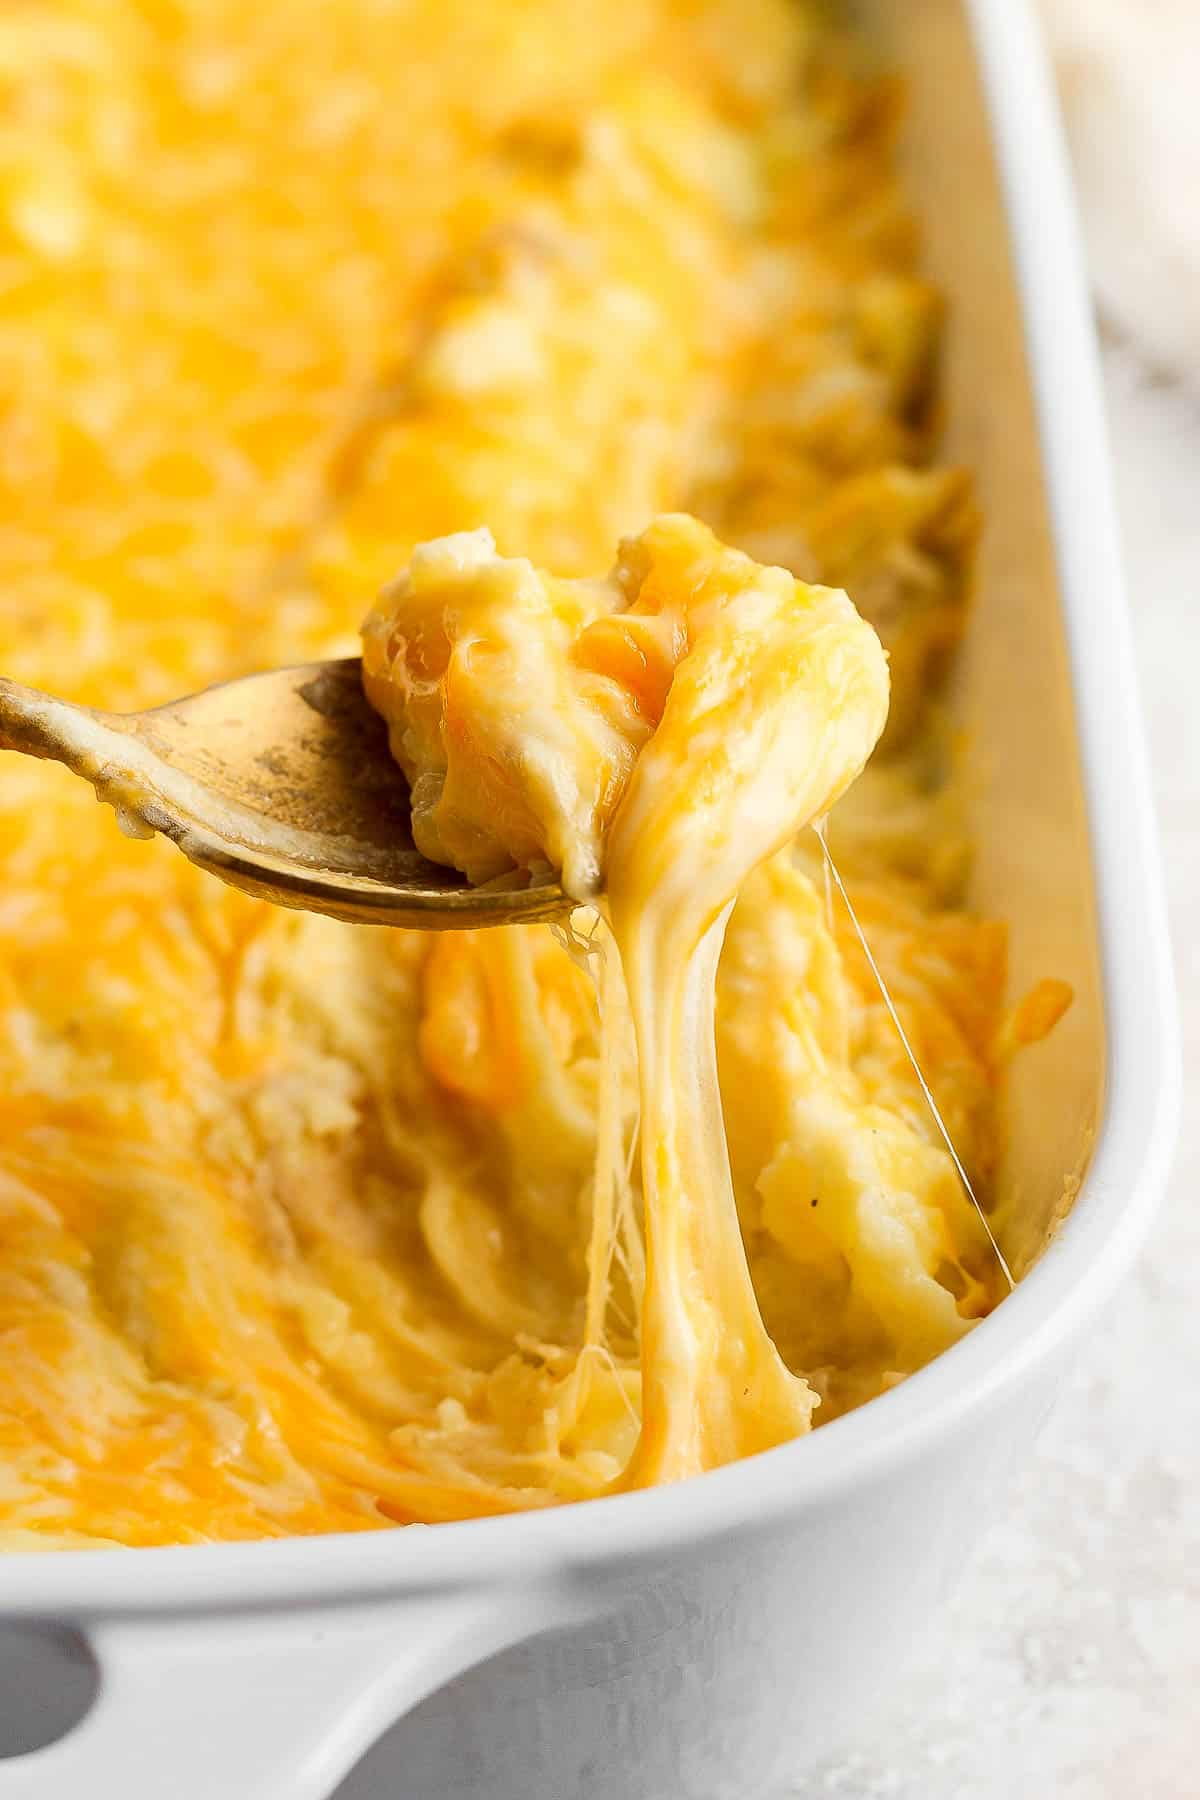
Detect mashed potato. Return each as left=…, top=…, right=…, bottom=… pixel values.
left=364, top=513, right=892, bottom=1482
left=0, top=0, right=1050, bottom=1545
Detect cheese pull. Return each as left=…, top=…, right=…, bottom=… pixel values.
left=363, top=515, right=889, bottom=1483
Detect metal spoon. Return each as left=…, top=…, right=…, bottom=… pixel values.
left=0, top=660, right=567, bottom=929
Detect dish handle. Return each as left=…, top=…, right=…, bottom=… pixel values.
left=0, top=1584, right=578, bottom=1800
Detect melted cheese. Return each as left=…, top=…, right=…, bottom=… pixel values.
left=600, top=522, right=889, bottom=1482
left=365, top=513, right=891, bottom=1483
left=0, top=0, right=1044, bottom=1547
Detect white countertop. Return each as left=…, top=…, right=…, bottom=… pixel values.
left=793, top=346, right=1200, bottom=1800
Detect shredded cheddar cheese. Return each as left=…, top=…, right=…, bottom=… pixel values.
left=0, top=0, right=1052, bottom=1546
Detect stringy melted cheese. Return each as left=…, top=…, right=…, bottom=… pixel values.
left=0, top=0, right=1038, bottom=1547
left=365, top=513, right=891, bottom=1481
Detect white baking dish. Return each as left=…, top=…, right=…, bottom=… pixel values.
left=0, top=2, right=1179, bottom=1796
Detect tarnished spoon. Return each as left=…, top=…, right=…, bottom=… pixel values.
left=0, top=660, right=567, bottom=929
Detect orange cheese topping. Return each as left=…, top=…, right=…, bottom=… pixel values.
left=0, top=0, right=1038, bottom=1545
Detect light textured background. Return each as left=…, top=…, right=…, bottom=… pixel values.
left=797, top=8, right=1200, bottom=1795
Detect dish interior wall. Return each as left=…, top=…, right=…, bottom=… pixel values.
left=863, top=0, right=1105, bottom=1271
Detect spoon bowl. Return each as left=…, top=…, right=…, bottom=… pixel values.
left=0, top=660, right=569, bottom=929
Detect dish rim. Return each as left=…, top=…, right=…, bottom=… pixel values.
left=0, top=0, right=1180, bottom=1619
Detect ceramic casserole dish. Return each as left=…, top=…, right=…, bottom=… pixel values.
left=0, top=1, right=1179, bottom=1795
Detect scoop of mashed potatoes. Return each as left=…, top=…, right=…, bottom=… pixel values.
left=364, top=514, right=901, bottom=1484
left=361, top=513, right=889, bottom=900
